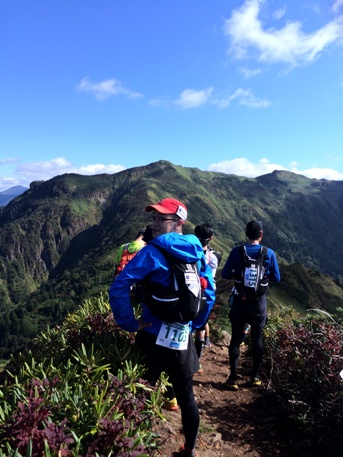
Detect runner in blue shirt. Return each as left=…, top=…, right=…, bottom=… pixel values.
left=222, top=220, right=280, bottom=391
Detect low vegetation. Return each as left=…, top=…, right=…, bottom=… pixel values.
left=0, top=295, right=167, bottom=456
left=263, top=307, right=343, bottom=451
left=1, top=294, right=342, bottom=456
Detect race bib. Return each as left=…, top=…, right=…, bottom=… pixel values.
left=156, top=322, right=190, bottom=350
left=244, top=265, right=258, bottom=289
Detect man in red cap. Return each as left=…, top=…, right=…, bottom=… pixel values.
left=109, top=197, right=215, bottom=457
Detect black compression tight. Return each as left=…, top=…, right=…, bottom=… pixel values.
left=135, top=331, right=199, bottom=450
left=171, top=374, right=199, bottom=449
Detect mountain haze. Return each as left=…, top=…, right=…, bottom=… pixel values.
left=1, top=160, right=342, bottom=357
left=0, top=185, right=28, bottom=207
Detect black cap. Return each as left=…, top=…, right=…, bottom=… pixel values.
left=245, top=221, right=263, bottom=240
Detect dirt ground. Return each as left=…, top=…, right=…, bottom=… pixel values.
left=152, top=333, right=318, bottom=457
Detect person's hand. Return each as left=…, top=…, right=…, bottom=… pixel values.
left=137, top=317, right=152, bottom=332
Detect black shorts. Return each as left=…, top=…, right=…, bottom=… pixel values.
left=135, top=330, right=199, bottom=386
left=229, top=294, right=267, bottom=330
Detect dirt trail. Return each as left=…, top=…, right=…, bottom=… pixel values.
left=153, top=335, right=304, bottom=457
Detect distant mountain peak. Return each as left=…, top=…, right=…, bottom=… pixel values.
left=1, top=185, right=28, bottom=196
left=256, top=169, right=310, bottom=185
left=0, top=185, right=28, bottom=207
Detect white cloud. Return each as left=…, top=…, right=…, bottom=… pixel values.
left=0, top=177, right=22, bottom=191
left=224, top=0, right=343, bottom=67
left=75, top=77, right=143, bottom=101
left=290, top=166, right=343, bottom=180
left=16, top=157, right=75, bottom=177
left=0, top=157, right=18, bottom=166
left=0, top=157, right=126, bottom=191
left=208, top=157, right=343, bottom=180
left=175, top=88, right=214, bottom=108
left=16, top=157, right=126, bottom=179
left=213, top=88, right=270, bottom=108
left=77, top=163, right=126, bottom=174
left=0, top=158, right=28, bottom=191
left=150, top=87, right=214, bottom=109
left=151, top=86, right=269, bottom=109
left=332, top=0, right=343, bottom=13
left=149, top=97, right=168, bottom=107
left=208, top=157, right=286, bottom=177
left=273, top=7, right=286, bottom=20
left=230, top=88, right=270, bottom=107
left=239, top=66, right=262, bottom=78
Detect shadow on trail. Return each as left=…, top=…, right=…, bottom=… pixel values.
left=200, top=392, right=299, bottom=457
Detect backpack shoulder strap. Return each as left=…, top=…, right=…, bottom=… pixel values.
left=239, top=244, right=247, bottom=266
left=213, top=250, right=222, bottom=265
left=260, top=245, right=268, bottom=262
left=240, top=245, right=267, bottom=263
left=200, top=253, right=207, bottom=273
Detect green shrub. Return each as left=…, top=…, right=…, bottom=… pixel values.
left=0, top=295, right=165, bottom=456
left=264, top=309, right=343, bottom=448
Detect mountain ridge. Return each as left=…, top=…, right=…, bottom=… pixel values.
left=0, top=160, right=342, bottom=357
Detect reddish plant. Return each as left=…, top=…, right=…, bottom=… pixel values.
left=6, top=394, right=73, bottom=455
left=264, top=317, right=343, bottom=445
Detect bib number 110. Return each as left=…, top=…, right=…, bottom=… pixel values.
left=164, top=325, right=187, bottom=343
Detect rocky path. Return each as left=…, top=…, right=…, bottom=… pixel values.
left=153, top=337, right=302, bottom=457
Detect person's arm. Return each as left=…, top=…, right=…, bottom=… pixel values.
left=208, top=252, right=219, bottom=279
left=267, top=249, right=281, bottom=284
left=221, top=247, right=238, bottom=280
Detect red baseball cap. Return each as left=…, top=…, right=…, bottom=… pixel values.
left=145, top=198, right=188, bottom=221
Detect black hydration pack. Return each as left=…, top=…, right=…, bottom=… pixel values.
left=234, top=245, right=269, bottom=299
left=138, top=247, right=207, bottom=323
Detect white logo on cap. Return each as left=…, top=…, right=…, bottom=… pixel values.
left=176, top=205, right=187, bottom=220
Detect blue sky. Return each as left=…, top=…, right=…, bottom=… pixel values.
left=1, top=0, right=343, bottom=192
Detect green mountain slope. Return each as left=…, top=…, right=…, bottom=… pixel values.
left=1, top=160, right=343, bottom=356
